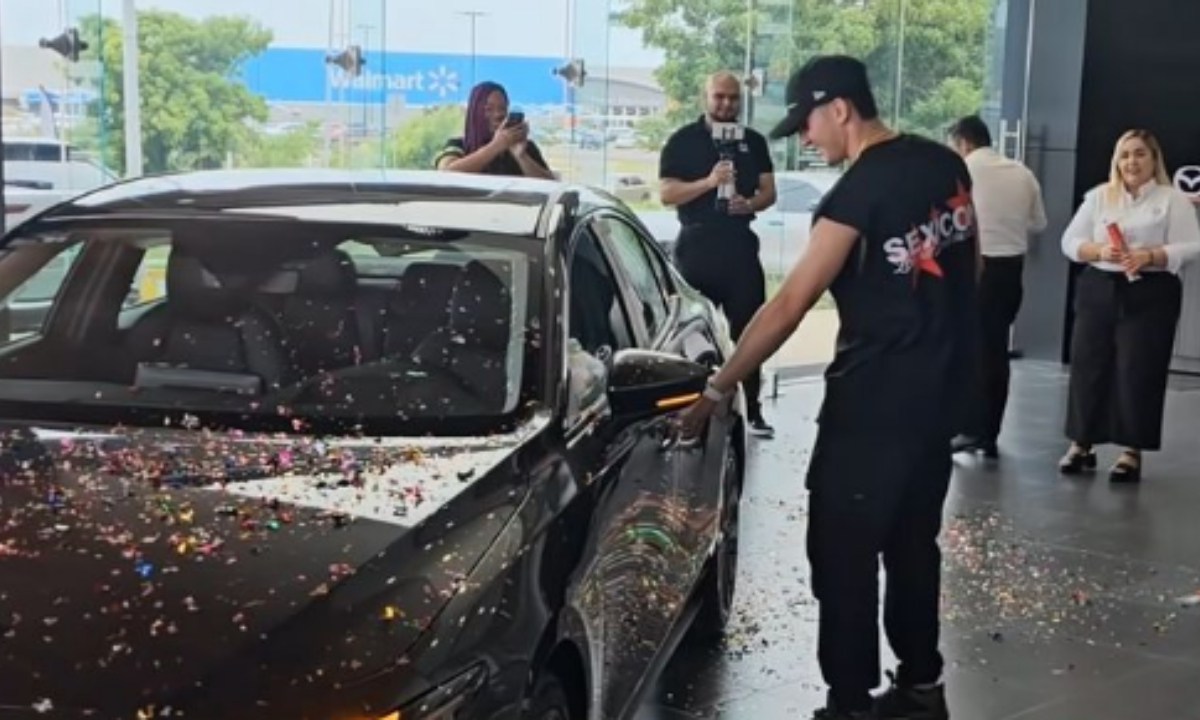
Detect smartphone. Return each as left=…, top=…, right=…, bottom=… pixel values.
left=504, top=111, right=525, bottom=128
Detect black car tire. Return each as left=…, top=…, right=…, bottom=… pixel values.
left=525, top=671, right=576, bottom=720
left=690, top=443, right=742, bottom=641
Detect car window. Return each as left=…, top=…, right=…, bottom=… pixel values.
left=594, top=217, right=670, bottom=341
left=774, top=178, right=823, bottom=213
left=566, top=230, right=634, bottom=425
left=0, top=243, right=80, bottom=342
left=568, top=229, right=633, bottom=357
left=126, top=245, right=171, bottom=307
left=0, top=222, right=542, bottom=435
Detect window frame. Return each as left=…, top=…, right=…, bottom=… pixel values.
left=588, top=212, right=675, bottom=347
left=564, top=222, right=637, bottom=356
left=561, top=219, right=644, bottom=431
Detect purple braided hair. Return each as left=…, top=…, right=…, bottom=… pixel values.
left=463, top=81, right=508, bottom=154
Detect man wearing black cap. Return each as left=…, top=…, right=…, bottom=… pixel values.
left=678, top=55, right=979, bottom=720
left=658, top=71, right=778, bottom=438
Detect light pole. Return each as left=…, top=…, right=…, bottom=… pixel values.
left=1, top=32, right=6, bottom=222
left=893, top=0, right=907, bottom=128
left=122, top=0, right=143, bottom=176
left=743, top=0, right=755, bottom=126
left=458, top=11, right=487, bottom=87
left=358, top=24, right=373, bottom=135
left=322, top=0, right=336, bottom=166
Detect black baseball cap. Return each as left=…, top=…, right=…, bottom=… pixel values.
left=768, top=55, right=877, bottom=139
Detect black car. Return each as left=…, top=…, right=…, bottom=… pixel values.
left=0, top=170, right=746, bottom=719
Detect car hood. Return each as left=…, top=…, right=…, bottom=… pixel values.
left=0, top=416, right=547, bottom=718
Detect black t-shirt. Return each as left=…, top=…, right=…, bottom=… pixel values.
left=435, top=138, right=549, bottom=177
left=815, top=134, right=980, bottom=438
left=658, top=116, right=774, bottom=227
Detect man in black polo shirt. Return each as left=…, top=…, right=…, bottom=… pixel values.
left=679, top=56, right=979, bottom=720
left=659, top=71, right=778, bottom=437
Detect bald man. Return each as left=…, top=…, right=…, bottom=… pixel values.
left=659, top=71, right=778, bottom=436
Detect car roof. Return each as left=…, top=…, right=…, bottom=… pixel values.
left=38, top=169, right=611, bottom=239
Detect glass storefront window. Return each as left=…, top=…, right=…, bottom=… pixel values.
left=2, top=0, right=1020, bottom=370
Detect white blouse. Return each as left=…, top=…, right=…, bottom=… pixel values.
left=1061, top=182, right=1200, bottom=274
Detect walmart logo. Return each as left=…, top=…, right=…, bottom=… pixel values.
left=324, top=63, right=467, bottom=100
left=427, top=66, right=459, bottom=98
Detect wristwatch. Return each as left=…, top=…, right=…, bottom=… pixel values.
left=702, top=380, right=727, bottom=403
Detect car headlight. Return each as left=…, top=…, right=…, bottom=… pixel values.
left=366, top=664, right=487, bottom=720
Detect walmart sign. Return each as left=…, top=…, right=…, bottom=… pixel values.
left=239, top=48, right=566, bottom=107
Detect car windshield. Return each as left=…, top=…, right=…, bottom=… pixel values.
left=0, top=216, right=543, bottom=436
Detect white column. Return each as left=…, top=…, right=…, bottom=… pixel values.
left=122, top=0, right=143, bottom=176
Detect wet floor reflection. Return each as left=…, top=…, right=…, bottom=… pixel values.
left=639, top=364, right=1200, bottom=719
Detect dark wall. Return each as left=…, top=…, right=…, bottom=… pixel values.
left=1058, top=0, right=1200, bottom=362
left=1075, top=0, right=1200, bottom=199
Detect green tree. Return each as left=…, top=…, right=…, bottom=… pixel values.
left=866, top=0, right=988, bottom=136
left=236, top=123, right=322, bottom=168
left=619, top=0, right=987, bottom=139
left=321, top=106, right=464, bottom=170
left=635, top=114, right=675, bottom=150
left=905, top=76, right=982, bottom=138
left=615, top=0, right=750, bottom=123
left=382, top=105, right=466, bottom=169
left=77, top=11, right=272, bottom=174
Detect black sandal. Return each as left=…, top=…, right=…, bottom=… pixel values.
left=1110, top=450, right=1142, bottom=484
left=1058, top=445, right=1097, bottom=475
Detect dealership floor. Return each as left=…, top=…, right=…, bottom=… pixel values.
left=637, top=361, right=1200, bottom=720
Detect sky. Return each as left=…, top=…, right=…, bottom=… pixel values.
left=0, top=0, right=664, bottom=67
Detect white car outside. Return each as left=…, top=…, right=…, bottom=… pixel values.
left=3, top=185, right=73, bottom=232
left=635, top=169, right=843, bottom=276
left=608, top=173, right=653, bottom=204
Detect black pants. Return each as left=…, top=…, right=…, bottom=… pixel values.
left=964, top=256, right=1024, bottom=442
left=673, top=224, right=766, bottom=416
left=806, top=430, right=951, bottom=711
left=1067, top=267, right=1182, bottom=450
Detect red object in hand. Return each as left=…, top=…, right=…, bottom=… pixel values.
left=1106, top=222, right=1141, bottom=281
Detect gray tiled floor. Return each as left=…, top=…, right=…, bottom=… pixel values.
left=638, top=361, right=1200, bottom=719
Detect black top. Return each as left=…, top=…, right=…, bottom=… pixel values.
left=814, top=134, right=979, bottom=438
left=658, top=116, right=774, bottom=227
left=435, top=137, right=550, bottom=177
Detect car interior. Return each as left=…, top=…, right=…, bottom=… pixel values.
left=0, top=221, right=533, bottom=426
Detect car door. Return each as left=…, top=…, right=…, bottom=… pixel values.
left=583, top=213, right=729, bottom=718
left=595, top=211, right=730, bottom=565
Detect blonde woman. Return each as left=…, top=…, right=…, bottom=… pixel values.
left=1059, top=129, right=1200, bottom=482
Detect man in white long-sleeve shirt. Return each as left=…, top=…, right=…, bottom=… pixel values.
left=948, top=115, right=1047, bottom=458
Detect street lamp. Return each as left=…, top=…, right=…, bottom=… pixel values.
left=457, top=11, right=487, bottom=87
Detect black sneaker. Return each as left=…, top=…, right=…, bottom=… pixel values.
left=748, top=414, right=775, bottom=439
left=873, top=673, right=949, bottom=720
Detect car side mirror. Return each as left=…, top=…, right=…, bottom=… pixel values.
left=607, top=348, right=709, bottom=420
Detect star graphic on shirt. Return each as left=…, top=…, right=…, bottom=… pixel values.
left=908, top=211, right=945, bottom=287
left=948, top=180, right=973, bottom=213
left=946, top=180, right=976, bottom=241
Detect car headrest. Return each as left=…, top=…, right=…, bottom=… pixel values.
left=394, top=262, right=462, bottom=307
left=295, top=250, right=357, bottom=298
left=165, top=253, right=250, bottom=321
left=447, top=261, right=512, bottom=350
